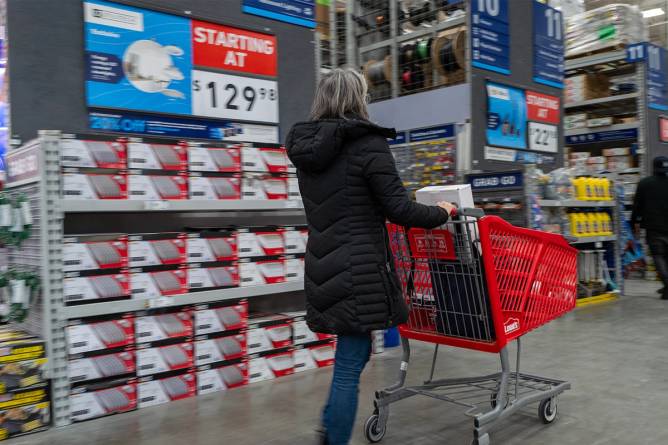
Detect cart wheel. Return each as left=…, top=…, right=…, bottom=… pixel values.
left=364, top=414, right=386, bottom=443
left=490, top=392, right=508, bottom=409
left=538, top=398, right=558, bottom=424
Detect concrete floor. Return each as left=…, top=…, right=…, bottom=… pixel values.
left=10, top=280, right=667, bottom=445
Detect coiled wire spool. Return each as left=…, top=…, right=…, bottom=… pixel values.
left=363, top=56, right=392, bottom=86
left=399, top=43, right=416, bottom=66
left=432, top=30, right=466, bottom=76
left=401, top=65, right=425, bottom=91
left=416, top=38, right=432, bottom=62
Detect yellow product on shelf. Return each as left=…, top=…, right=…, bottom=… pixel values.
left=572, top=177, right=587, bottom=200
left=592, top=178, right=603, bottom=200
left=601, top=178, right=612, bottom=200
left=601, top=213, right=613, bottom=235
left=569, top=213, right=579, bottom=237
left=586, top=213, right=599, bottom=236
left=574, top=213, right=587, bottom=236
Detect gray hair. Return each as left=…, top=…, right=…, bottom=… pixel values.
left=310, top=68, right=369, bottom=121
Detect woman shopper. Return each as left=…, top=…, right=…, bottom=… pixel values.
left=286, top=68, right=455, bottom=445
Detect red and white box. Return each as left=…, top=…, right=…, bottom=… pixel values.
left=67, top=316, right=135, bottom=355
left=194, top=300, right=248, bottom=335
left=69, top=351, right=136, bottom=383
left=64, top=271, right=131, bottom=305
left=287, top=177, right=301, bottom=200
left=70, top=381, right=137, bottom=422
left=130, top=268, right=188, bottom=300
left=248, top=349, right=295, bottom=384
left=283, top=312, right=334, bottom=345
left=129, top=171, right=188, bottom=200
left=188, top=263, right=239, bottom=291
left=189, top=173, right=242, bottom=200
left=237, top=229, right=285, bottom=258
left=127, top=142, right=188, bottom=171
left=239, top=259, right=285, bottom=286
left=282, top=227, right=307, bottom=255
left=293, top=341, right=336, bottom=373
left=284, top=257, right=305, bottom=283
left=188, top=144, right=242, bottom=172
left=242, top=175, right=288, bottom=200
left=196, top=361, right=248, bottom=394
left=194, top=332, right=247, bottom=366
left=63, top=171, right=128, bottom=200
left=135, top=310, right=193, bottom=344
left=63, top=234, right=128, bottom=272
left=247, top=313, right=293, bottom=355
left=136, top=342, right=194, bottom=377
left=137, top=372, right=196, bottom=408
left=186, top=231, right=238, bottom=263
left=241, top=146, right=288, bottom=173
left=128, top=233, right=187, bottom=268
left=61, top=138, right=127, bottom=169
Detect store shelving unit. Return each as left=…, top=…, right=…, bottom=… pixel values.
left=4, top=131, right=307, bottom=428
left=538, top=200, right=616, bottom=208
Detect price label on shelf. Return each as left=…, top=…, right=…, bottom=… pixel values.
left=192, top=70, right=279, bottom=123
left=528, top=122, right=558, bottom=153
left=144, top=200, right=171, bottom=211
left=147, top=297, right=171, bottom=309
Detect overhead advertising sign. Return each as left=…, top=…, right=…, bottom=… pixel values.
left=526, top=90, right=560, bottom=124
left=408, top=124, right=455, bottom=142
left=242, top=0, right=316, bottom=28
left=486, top=82, right=527, bottom=149
left=468, top=171, right=523, bottom=190
left=533, top=1, right=564, bottom=89
left=84, top=0, right=279, bottom=127
left=471, top=0, right=510, bottom=75
left=647, top=44, right=668, bottom=111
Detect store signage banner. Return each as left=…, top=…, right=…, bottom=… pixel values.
left=5, top=143, right=41, bottom=186
left=84, top=0, right=280, bottom=126
left=242, top=0, right=316, bottom=28
left=468, top=171, right=523, bottom=190
left=89, top=111, right=279, bottom=143
left=471, top=0, right=510, bottom=75
left=533, top=1, right=564, bottom=89
left=528, top=122, right=558, bottom=153
left=566, top=128, right=638, bottom=145
left=484, top=146, right=555, bottom=165
left=486, top=82, right=527, bottom=149
left=526, top=90, right=560, bottom=124
left=408, top=124, right=455, bottom=142
left=387, top=132, right=407, bottom=146
left=192, top=20, right=278, bottom=76
left=646, top=43, right=668, bottom=111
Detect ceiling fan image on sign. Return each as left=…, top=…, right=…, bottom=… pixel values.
left=123, top=40, right=186, bottom=98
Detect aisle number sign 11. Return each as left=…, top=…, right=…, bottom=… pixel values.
left=533, top=1, right=564, bottom=89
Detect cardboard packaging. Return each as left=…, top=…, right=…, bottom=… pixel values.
left=284, top=257, right=305, bottom=283
left=0, top=359, right=48, bottom=394
left=194, top=332, right=247, bottom=366
left=188, top=264, right=239, bottom=291
left=283, top=312, right=334, bottom=345
left=61, top=137, right=127, bottom=169
left=64, top=271, right=131, bottom=305
left=248, top=349, right=294, bottom=384
left=186, top=232, right=238, bottom=263
left=241, top=146, right=288, bottom=173
left=188, top=144, right=242, bottom=173
left=293, top=341, right=336, bottom=373
left=63, top=234, right=128, bottom=272
left=247, top=314, right=293, bottom=355
left=130, top=268, right=188, bottom=300
left=194, top=300, right=248, bottom=336
left=128, top=233, right=187, bottom=268
left=239, top=260, right=285, bottom=287
left=69, top=351, right=136, bottom=383
left=196, top=361, right=248, bottom=394
left=282, top=226, right=307, bottom=255
left=137, top=372, right=196, bottom=408
left=242, top=175, right=288, bottom=200
left=135, top=310, right=193, bottom=344
left=70, top=380, right=137, bottom=422
left=127, top=142, right=188, bottom=171
left=136, top=342, right=194, bottom=377
left=188, top=174, right=242, bottom=200
left=128, top=171, right=188, bottom=200
left=0, top=400, right=50, bottom=440
left=67, top=317, right=135, bottom=355
left=62, top=171, right=128, bottom=200
left=237, top=229, right=285, bottom=258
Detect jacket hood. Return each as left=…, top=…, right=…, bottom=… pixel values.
left=286, top=119, right=396, bottom=172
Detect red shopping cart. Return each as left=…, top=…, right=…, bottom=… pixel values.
left=365, top=209, right=578, bottom=445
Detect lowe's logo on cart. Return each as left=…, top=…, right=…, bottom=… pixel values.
left=504, top=318, right=520, bottom=334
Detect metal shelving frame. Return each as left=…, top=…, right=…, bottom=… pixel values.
left=5, top=131, right=307, bottom=428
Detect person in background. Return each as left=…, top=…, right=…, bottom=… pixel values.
left=286, top=68, right=455, bottom=445
left=632, top=156, right=668, bottom=299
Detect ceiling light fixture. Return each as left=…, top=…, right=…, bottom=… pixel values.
left=643, top=8, right=665, bottom=19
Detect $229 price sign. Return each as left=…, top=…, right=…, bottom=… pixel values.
left=192, top=70, right=279, bottom=123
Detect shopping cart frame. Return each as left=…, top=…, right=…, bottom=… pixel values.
left=364, top=209, right=576, bottom=445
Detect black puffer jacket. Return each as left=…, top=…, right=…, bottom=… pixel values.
left=286, top=119, right=450, bottom=335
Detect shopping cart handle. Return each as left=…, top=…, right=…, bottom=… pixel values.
left=455, top=207, right=485, bottom=218
left=563, top=235, right=579, bottom=243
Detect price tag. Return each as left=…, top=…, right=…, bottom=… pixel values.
left=192, top=70, right=279, bottom=123
left=147, top=297, right=171, bottom=309
left=284, top=200, right=299, bottom=208
left=144, top=200, right=170, bottom=211
left=528, top=122, right=558, bottom=153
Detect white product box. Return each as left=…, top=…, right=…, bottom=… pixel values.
left=284, top=257, right=305, bottom=283
left=241, top=146, right=288, bottom=173
left=248, top=350, right=295, bottom=384
left=127, top=143, right=187, bottom=170
left=137, top=372, right=196, bottom=408
left=61, top=139, right=126, bottom=169
left=62, top=173, right=128, bottom=200
left=136, top=343, right=194, bottom=377
left=287, top=177, right=301, bottom=200
left=246, top=315, right=293, bottom=355
left=293, top=342, right=336, bottom=373
left=186, top=235, right=238, bottom=263
left=130, top=269, right=188, bottom=300
left=194, top=333, right=246, bottom=366
left=188, top=146, right=241, bottom=172
left=63, top=236, right=128, bottom=272
left=237, top=231, right=285, bottom=258
left=69, top=351, right=136, bottom=383
left=128, top=235, right=186, bottom=268
left=242, top=176, right=288, bottom=200
left=188, top=265, right=239, bottom=290
left=67, top=318, right=135, bottom=355
left=282, top=229, right=307, bottom=254
left=194, top=301, right=248, bottom=335
left=64, top=273, right=130, bottom=304
left=188, top=175, right=242, bottom=200
left=128, top=173, right=188, bottom=200
left=135, top=312, right=192, bottom=344
left=70, top=383, right=137, bottom=422
left=415, top=184, right=474, bottom=211
left=239, top=260, right=285, bottom=287
left=196, top=362, right=249, bottom=394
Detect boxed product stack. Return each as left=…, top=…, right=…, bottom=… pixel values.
left=285, top=312, right=336, bottom=373
left=247, top=313, right=295, bottom=383
left=565, top=4, right=647, bottom=58
left=238, top=227, right=287, bottom=287
left=67, top=314, right=137, bottom=422
left=187, top=230, right=239, bottom=291
left=564, top=74, right=610, bottom=105
left=0, top=328, right=50, bottom=441
left=194, top=300, right=249, bottom=394
left=127, top=140, right=189, bottom=200
left=603, top=147, right=634, bottom=172
left=129, top=233, right=189, bottom=301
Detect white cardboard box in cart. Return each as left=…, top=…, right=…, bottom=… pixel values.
left=415, top=184, right=475, bottom=211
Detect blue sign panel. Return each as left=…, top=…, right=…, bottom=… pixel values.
left=486, top=82, right=527, bottom=150
left=89, top=111, right=246, bottom=140
left=647, top=44, right=668, bottom=111
left=468, top=171, right=523, bottom=190
left=388, top=132, right=407, bottom=146
left=84, top=0, right=193, bottom=116
left=566, top=128, right=638, bottom=145
left=626, top=42, right=647, bottom=63
left=242, top=0, right=316, bottom=28
left=533, top=2, right=564, bottom=89
left=471, top=0, right=510, bottom=75
left=408, top=124, right=455, bottom=142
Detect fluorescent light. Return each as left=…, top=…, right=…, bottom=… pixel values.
left=643, top=8, right=665, bottom=18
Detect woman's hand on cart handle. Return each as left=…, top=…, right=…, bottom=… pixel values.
left=437, top=201, right=458, bottom=217
left=446, top=205, right=486, bottom=218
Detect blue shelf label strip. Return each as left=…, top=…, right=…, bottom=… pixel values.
left=408, top=124, right=455, bottom=142
left=566, top=128, right=638, bottom=145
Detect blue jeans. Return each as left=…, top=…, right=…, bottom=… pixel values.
left=322, top=334, right=372, bottom=445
